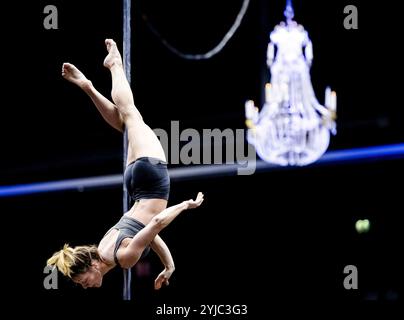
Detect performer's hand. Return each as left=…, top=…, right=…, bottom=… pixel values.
left=154, top=268, right=173, bottom=290
left=185, top=192, right=204, bottom=209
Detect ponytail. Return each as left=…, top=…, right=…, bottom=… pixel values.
left=47, top=244, right=100, bottom=278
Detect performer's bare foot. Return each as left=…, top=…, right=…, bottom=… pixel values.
left=103, top=39, right=123, bottom=69
left=62, top=63, right=91, bottom=89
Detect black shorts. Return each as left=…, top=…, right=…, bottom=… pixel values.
left=124, top=157, right=170, bottom=202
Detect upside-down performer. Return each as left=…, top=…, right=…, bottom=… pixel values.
left=47, top=39, right=204, bottom=289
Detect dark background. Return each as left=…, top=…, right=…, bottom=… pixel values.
left=2, top=0, right=403, bottom=313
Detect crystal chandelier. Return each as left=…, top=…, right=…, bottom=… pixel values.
left=245, top=0, right=336, bottom=166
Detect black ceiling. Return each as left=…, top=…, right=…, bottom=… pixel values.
left=2, top=0, right=402, bottom=184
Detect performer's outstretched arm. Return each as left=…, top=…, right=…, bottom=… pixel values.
left=117, top=192, right=204, bottom=269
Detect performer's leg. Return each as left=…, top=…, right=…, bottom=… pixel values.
left=62, top=63, right=124, bottom=132
left=103, top=39, right=166, bottom=163
left=103, top=39, right=141, bottom=120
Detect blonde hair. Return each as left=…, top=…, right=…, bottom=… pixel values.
left=47, top=244, right=100, bottom=278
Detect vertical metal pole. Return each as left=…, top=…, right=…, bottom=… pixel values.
left=123, top=0, right=132, bottom=301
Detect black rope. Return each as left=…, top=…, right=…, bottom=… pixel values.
left=142, top=0, right=250, bottom=60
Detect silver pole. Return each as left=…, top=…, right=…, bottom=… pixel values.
left=123, top=0, right=132, bottom=301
